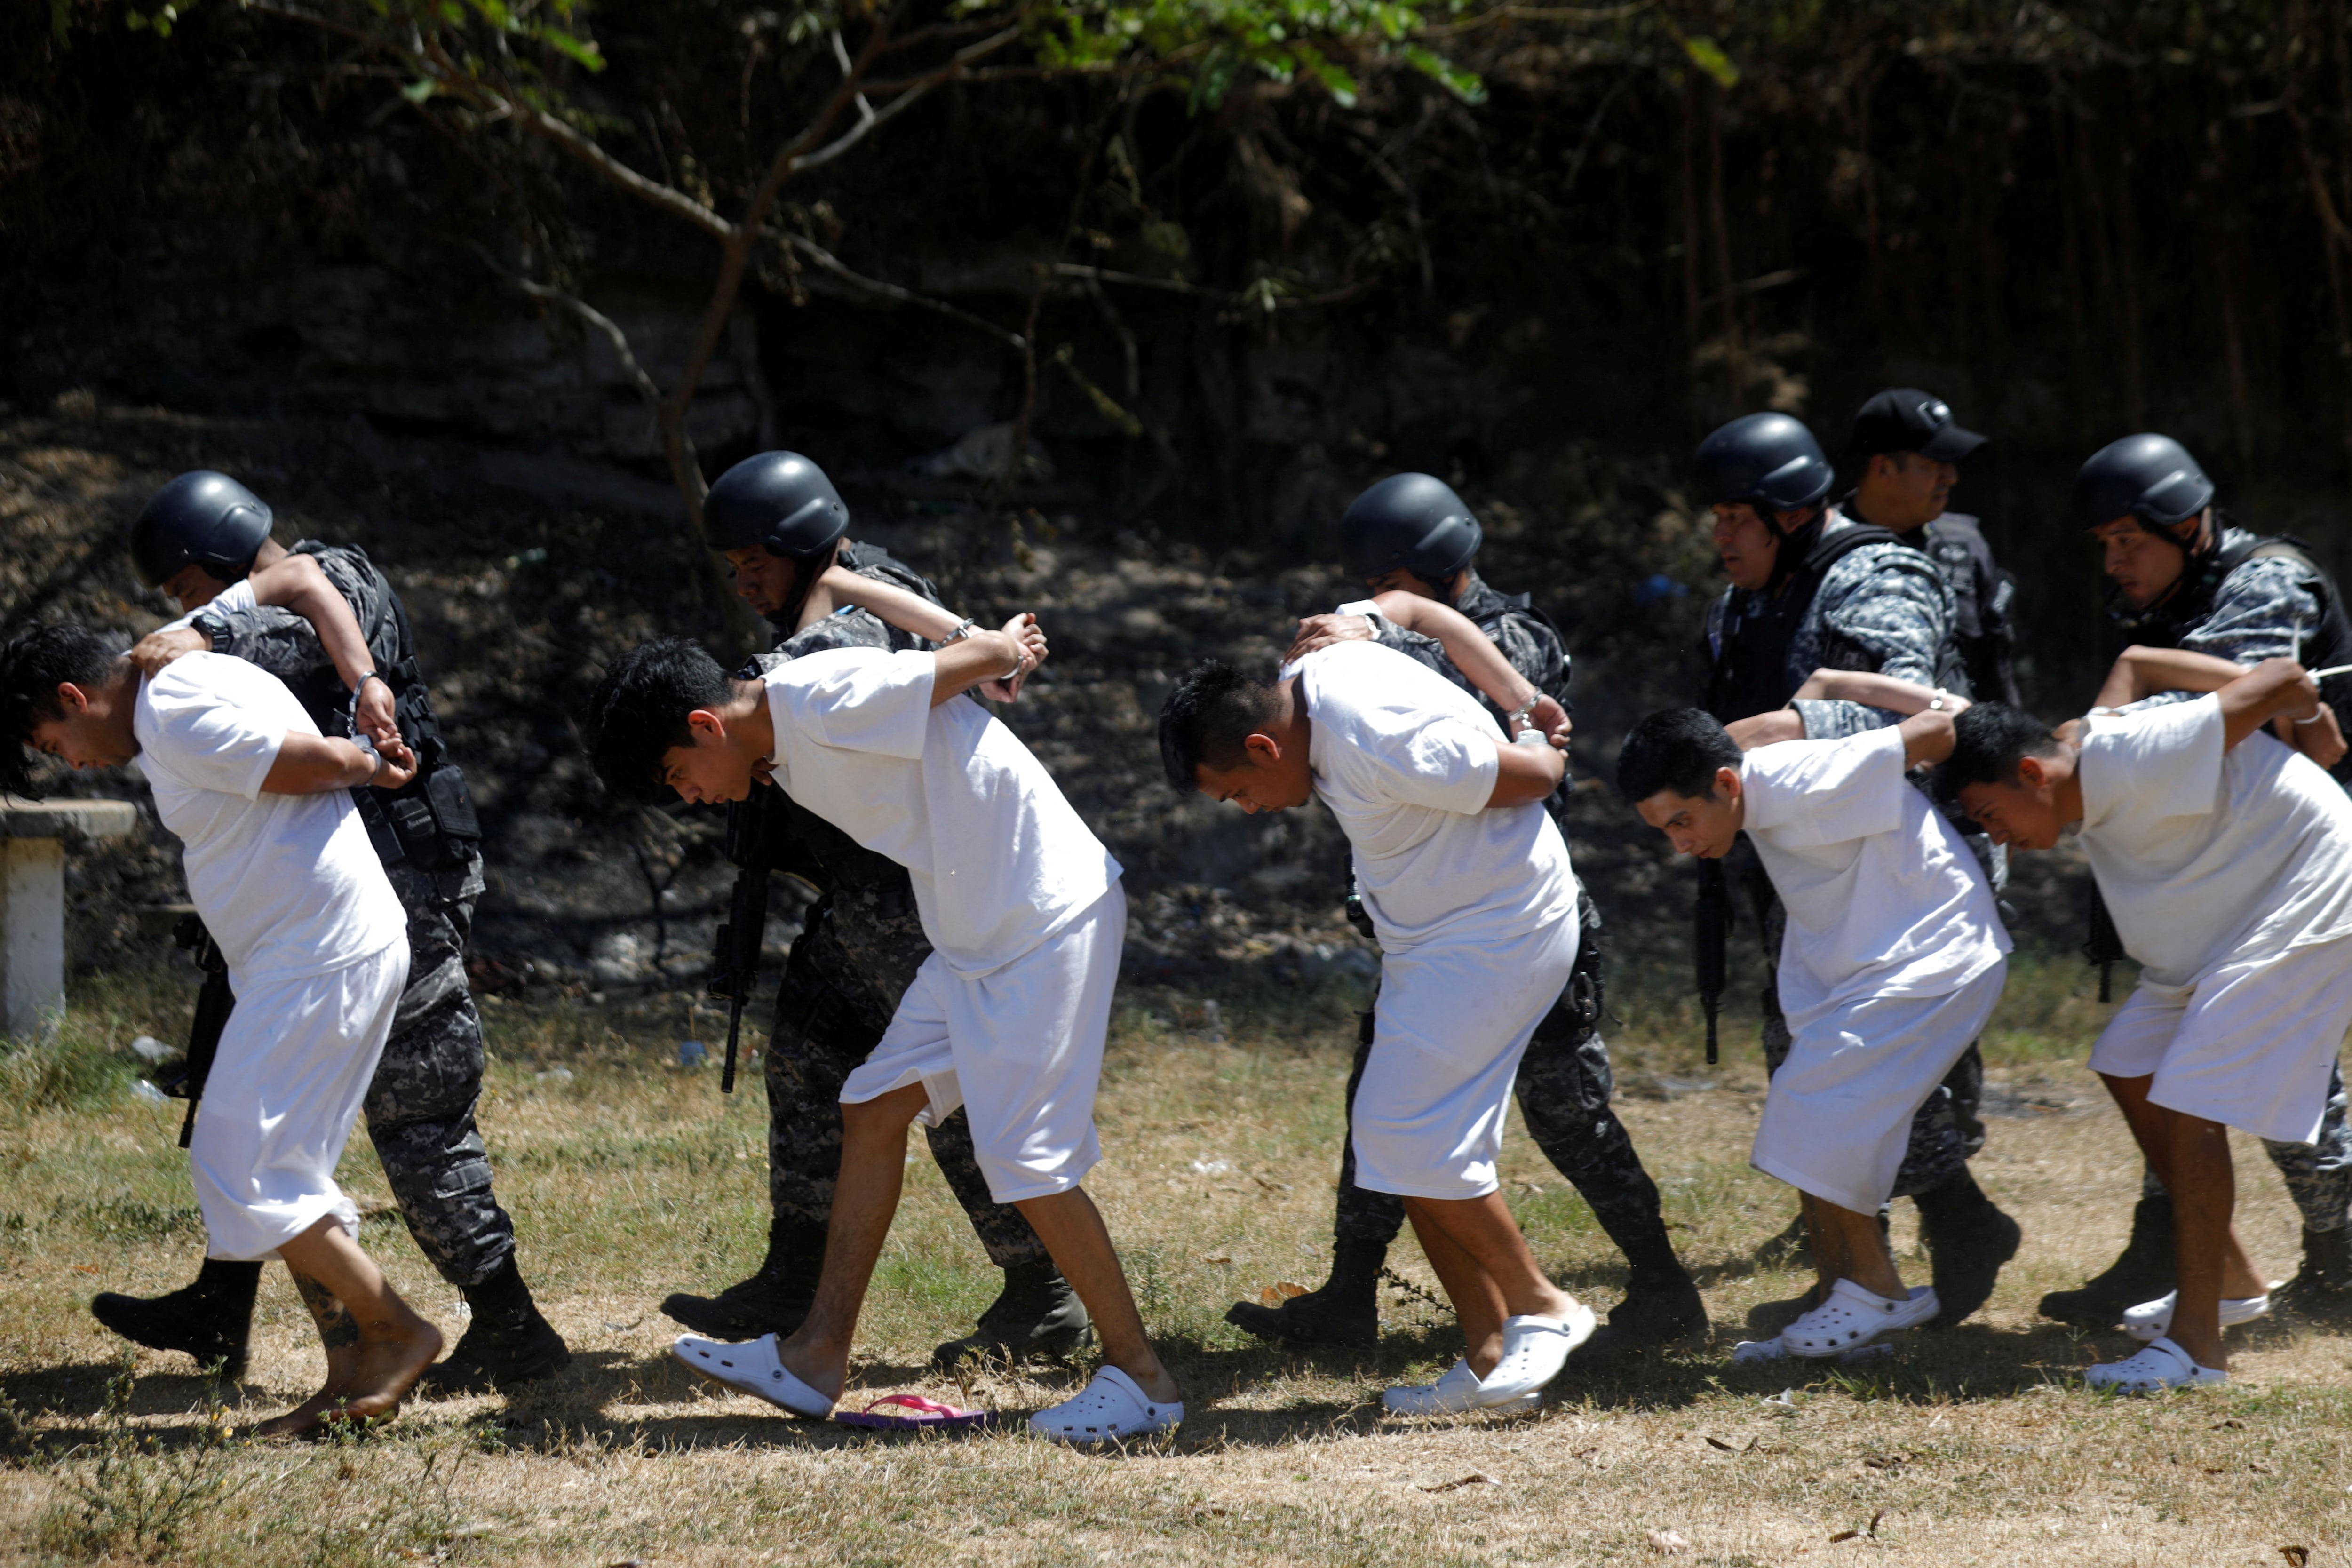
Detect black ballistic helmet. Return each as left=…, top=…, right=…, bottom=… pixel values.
left=1693, top=413, right=1835, bottom=523
left=1338, top=473, right=1483, bottom=584
left=704, top=451, right=850, bottom=560
left=2072, top=434, right=2215, bottom=532
left=130, top=470, right=275, bottom=588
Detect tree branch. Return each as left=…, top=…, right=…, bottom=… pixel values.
left=782, top=234, right=1028, bottom=350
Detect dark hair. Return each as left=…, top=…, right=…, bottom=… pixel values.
left=1157, top=659, right=1281, bottom=792
left=1934, top=702, right=2060, bottom=803
left=580, top=637, right=736, bottom=804
left=0, top=623, right=120, bottom=796
left=1615, top=708, right=1742, bottom=804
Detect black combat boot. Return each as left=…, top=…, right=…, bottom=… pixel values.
left=660, top=1218, right=826, bottom=1341
left=1576, top=1259, right=1707, bottom=1360
left=90, top=1258, right=262, bottom=1380
left=1224, top=1234, right=1384, bottom=1348
left=1914, top=1169, right=2022, bottom=1327
left=931, top=1258, right=1095, bottom=1369
left=423, top=1257, right=571, bottom=1393
left=2037, top=1191, right=2177, bottom=1327
left=2273, top=1226, right=2352, bottom=1316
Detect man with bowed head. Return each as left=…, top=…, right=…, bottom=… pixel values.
left=1162, top=641, right=1597, bottom=1414
left=1942, top=656, right=2352, bottom=1388
left=2041, top=433, right=2352, bottom=1329
left=1230, top=472, right=1703, bottom=1359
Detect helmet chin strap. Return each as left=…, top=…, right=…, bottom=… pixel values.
left=2132, top=510, right=2214, bottom=620
left=767, top=538, right=843, bottom=632
left=1760, top=503, right=1826, bottom=594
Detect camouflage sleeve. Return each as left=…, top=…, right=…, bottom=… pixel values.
left=1489, top=610, right=1569, bottom=702
left=1361, top=616, right=1486, bottom=704
left=1796, top=548, right=1954, bottom=739
left=2127, top=559, right=2321, bottom=712
left=193, top=600, right=337, bottom=688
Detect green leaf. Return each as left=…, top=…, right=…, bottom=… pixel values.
left=402, top=78, right=438, bottom=104
left=1682, top=33, right=1740, bottom=90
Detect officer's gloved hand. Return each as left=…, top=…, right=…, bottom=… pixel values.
left=1283, top=614, right=1374, bottom=664
left=127, top=625, right=207, bottom=679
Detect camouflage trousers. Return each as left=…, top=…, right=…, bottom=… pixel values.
left=1332, top=893, right=1680, bottom=1272
left=1728, top=840, right=1981, bottom=1199
left=361, top=855, right=516, bottom=1289
left=763, top=895, right=1047, bottom=1271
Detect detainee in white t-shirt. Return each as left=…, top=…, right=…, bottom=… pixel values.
left=1619, top=691, right=2010, bottom=1363
left=585, top=622, right=1185, bottom=1444
left=0, top=624, right=440, bottom=1438
left=1161, top=639, right=1598, bottom=1415
left=1944, top=655, right=2352, bottom=1392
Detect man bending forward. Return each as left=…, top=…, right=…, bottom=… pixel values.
left=1161, top=641, right=1595, bottom=1413
left=1, top=626, right=439, bottom=1436
left=585, top=628, right=1184, bottom=1442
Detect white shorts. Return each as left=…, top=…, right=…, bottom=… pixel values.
left=192, top=941, right=408, bottom=1262
left=1351, top=915, right=1581, bottom=1202
left=840, top=883, right=1123, bottom=1204
left=1752, top=961, right=2007, bottom=1216
left=2088, top=937, right=2352, bottom=1145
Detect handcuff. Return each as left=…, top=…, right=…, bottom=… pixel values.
left=947, top=618, right=1026, bottom=681
left=1508, top=692, right=1554, bottom=747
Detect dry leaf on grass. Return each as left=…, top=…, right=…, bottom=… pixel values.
left=1258, top=1281, right=1310, bottom=1306
left=2278, top=1548, right=2309, bottom=1568
left=1645, top=1528, right=1692, bottom=1555
left=1419, top=1473, right=1497, bottom=1493
left=1703, top=1435, right=1736, bottom=1451
left=1201, top=1253, right=1232, bottom=1264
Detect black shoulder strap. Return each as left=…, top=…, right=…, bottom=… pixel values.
left=1805, top=522, right=1907, bottom=574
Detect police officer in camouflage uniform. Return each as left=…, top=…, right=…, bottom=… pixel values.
left=655, top=452, right=1087, bottom=1367
left=1224, top=473, right=1706, bottom=1358
left=2037, top=433, right=2352, bottom=1327
left=93, top=470, right=566, bottom=1389
left=1841, top=390, right=2020, bottom=707
left=1692, top=414, right=2022, bottom=1329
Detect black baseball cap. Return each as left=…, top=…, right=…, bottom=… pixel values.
left=1849, top=389, right=1986, bottom=463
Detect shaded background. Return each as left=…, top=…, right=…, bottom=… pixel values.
left=5, top=0, right=2346, bottom=1002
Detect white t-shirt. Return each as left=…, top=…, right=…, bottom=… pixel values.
left=2078, top=695, right=2352, bottom=987
left=1288, top=640, right=1574, bottom=950
left=762, top=647, right=1120, bottom=976
left=155, top=579, right=257, bottom=635
left=1740, top=726, right=2010, bottom=1029
left=132, top=653, right=405, bottom=987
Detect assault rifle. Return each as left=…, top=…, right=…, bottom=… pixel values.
left=709, top=784, right=782, bottom=1094
left=2084, top=884, right=2125, bottom=1004
left=1694, top=860, right=1731, bottom=1066
left=154, top=914, right=234, bottom=1149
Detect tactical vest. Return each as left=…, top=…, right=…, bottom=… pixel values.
left=1702, top=522, right=1915, bottom=724
left=278, top=543, right=481, bottom=871
left=2117, top=532, right=2352, bottom=783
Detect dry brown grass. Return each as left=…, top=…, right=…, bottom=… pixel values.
left=4, top=960, right=2351, bottom=1566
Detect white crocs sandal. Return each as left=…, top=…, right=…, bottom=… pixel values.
left=2085, top=1336, right=2228, bottom=1393
left=1476, top=1302, right=1597, bottom=1403
left=1732, top=1335, right=1893, bottom=1366
left=1380, top=1359, right=1540, bottom=1416
left=672, top=1332, right=833, bottom=1418
left=2121, top=1290, right=2271, bottom=1342
left=1029, top=1366, right=1184, bottom=1444
left=1783, top=1281, right=1938, bottom=1359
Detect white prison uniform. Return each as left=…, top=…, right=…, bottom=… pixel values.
left=132, top=654, right=408, bottom=1259
left=2077, top=697, right=2352, bottom=1139
left=1738, top=728, right=2010, bottom=1211
left=762, top=648, right=1123, bottom=1200
left=1289, top=641, right=1579, bottom=1200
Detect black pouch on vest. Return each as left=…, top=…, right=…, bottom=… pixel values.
left=425, top=764, right=482, bottom=842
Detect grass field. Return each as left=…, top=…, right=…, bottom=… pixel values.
left=2, top=955, right=2350, bottom=1567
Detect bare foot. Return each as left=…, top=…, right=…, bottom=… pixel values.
left=775, top=1334, right=847, bottom=1403
left=257, top=1322, right=442, bottom=1440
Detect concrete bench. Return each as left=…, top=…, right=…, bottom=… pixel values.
left=1, top=795, right=139, bottom=1040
